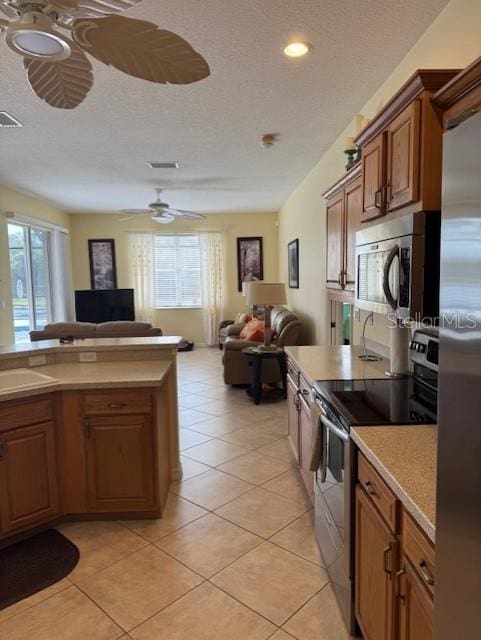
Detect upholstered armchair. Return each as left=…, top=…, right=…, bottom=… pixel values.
left=222, top=307, right=301, bottom=385
left=218, top=313, right=251, bottom=349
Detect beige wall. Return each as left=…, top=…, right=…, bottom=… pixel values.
left=69, top=212, right=278, bottom=343
left=0, top=186, right=70, bottom=345
left=279, top=0, right=481, bottom=347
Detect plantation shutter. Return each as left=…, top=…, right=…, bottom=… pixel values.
left=153, top=234, right=202, bottom=307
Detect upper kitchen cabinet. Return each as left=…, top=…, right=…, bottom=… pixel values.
left=356, top=69, right=459, bottom=223
left=323, top=164, right=362, bottom=297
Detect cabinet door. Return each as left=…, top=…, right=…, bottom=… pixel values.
left=398, top=558, right=434, bottom=640
left=287, top=376, right=299, bottom=463
left=362, top=132, right=386, bottom=222
left=386, top=100, right=420, bottom=211
left=326, top=193, right=344, bottom=289
left=299, top=396, right=314, bottom=499
left=355, top=485, right=397, bottom=640
left=344, top=176, right=362, bottom=289
left=85, top=414, right=155, bottom=511
left=0, top=422, right=59, bottom=534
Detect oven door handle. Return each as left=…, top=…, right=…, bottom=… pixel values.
left=321, top=415, right=349, bottom=442
left=383, top=244, right=399, bottom=311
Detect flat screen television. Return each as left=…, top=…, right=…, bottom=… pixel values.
left=75, top=289, right=135, bottom=323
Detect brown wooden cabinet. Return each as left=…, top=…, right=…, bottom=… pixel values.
left=355, top=451, right=434, bottom=640
left=0, top=421, right=59, bottom=535
left=298, top=394, right=314, bottom=499
left=361, top=132, right=387, bottom=222
left=85, top=413, right=156, bottom=511
left=323, top=165, right=362, bottom=295
left=356, top=69, right=459, bottom=224
left=355, top=484, right=397, bottom=640
left=287, top=373, right=299, bottom=463
left=398, top=557, right=434, bottom=640
left=386, top=100, right=421, bottom=211
left=326, top=192, right=344, bottom=289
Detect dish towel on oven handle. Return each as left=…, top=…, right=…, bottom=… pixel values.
left=309, top=402, right=323, bottom=472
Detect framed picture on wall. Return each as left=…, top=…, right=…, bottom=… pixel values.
left=88, top=239, right=118, bottom=290
left=288, top=239, right=299, bottom=288
left=237, top=237, right=264, bottom=292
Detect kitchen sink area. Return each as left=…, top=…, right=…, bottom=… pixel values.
left=0, top=369, right=58, bottom=396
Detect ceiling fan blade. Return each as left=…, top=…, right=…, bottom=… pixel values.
left=54, top=0, right=143, bottom=17
left=24, top=41, right=93, bottom=109
left=120, top=209, right=153, bottom=216
left=164, top=208, right=206, bottom=221
left=73, top=15, right=210, bottom=85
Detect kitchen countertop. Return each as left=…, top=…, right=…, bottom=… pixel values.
left=351, top=425, right=437, bottom=542
left=0, top=360, right=174, bottom=402
left=285, top=345, right=389, bottom=382
left=0, top=336, right=182, bottom=360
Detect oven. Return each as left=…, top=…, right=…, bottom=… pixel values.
left=355, top=212, right=441, bottom=320
left=311, top=390, right=355, bottom=633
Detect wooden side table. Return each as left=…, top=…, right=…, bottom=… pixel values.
left=242, top=347, right=287, bottom=405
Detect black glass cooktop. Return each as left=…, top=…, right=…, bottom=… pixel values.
left=313, top=377, right=437, bottom=428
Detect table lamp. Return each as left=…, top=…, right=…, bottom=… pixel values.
left=247, top=282, right=287, bottom=350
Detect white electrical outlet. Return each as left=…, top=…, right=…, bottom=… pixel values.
left=79, top=352, right=97, bottom=362
left=29, top=355, right=47, bottom=367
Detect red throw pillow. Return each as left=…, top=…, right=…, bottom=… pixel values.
left=240, top=318, right=265, bottom=341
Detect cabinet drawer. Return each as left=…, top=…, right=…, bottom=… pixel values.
left=83, top=391, right=152, bottom=415
left=286, top=358, right=299, bottom=386
left=358, top=453, right=399, bottom=532
left=0, top=398, right=53, bottom=433
left=402, top=510, right=435, bottom=595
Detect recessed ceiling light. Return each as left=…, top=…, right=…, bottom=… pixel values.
left=283, top=41, right=312, bottom=58
left=148, top=161, right=180, bottom=169
left=0, top=112, right=23, bottom=128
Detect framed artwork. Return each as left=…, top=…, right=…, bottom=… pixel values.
left=88, top=239, right=118, bottom=290
left=288, top=239, right=299, bottom=288
left=237, top=237, right=264, bottom=292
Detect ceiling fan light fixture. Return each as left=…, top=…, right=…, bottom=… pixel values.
left=6, top=12, right=71, bottom=61
left=283, top=41, right=312, bottom=58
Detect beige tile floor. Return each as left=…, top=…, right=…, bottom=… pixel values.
left=0, top=347, right=354, bottom=640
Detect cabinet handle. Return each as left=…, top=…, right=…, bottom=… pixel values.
left=338, top=272, right=343, bottom=287
left=395, top=567, right=406, bottom=601
left=301, top=389, right=310, bottom=397
left=383, top=184, right=390, bottom=205
left=108, top=402, right=127, bottom=409
left=383, top=543, right=393, bottom=576
left=0, top=440, right=5, bottom=458
left=418, top=558, right=435, bottom=586
left=364, top=480, right=379, bottom=498
left=374, top=188, right=383, bottom=209
left=84, top=419, right=91, bottom=439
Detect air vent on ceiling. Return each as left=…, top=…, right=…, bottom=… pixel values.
left=148, top=161, right=180, bottom=169
left=0, top=112, right=23, bottom=128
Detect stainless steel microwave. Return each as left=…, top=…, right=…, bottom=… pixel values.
left=355, top=213, right=441, bottom=320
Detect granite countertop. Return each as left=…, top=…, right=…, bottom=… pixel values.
left=0, top=360, right=173, bottom=402
left=351, top=425, right=437, bottom=542
left=285, top=345, right=389, bottom=382
left=0, top=336, right=182, bottom=360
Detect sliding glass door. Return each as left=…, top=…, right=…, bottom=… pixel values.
left=8, top=223, right=53, bottom=343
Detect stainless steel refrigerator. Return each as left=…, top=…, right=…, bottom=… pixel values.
left=435, top=108, right=481, bottom=637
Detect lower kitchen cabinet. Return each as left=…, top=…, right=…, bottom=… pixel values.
left=287, top=374, right=299, bottom=463
left=398, top=557, right=434, bottom=640
left=85, top=413, right=156, bottom=511
left=355, top=451, right=434, bottom=640
left=299, top=395, right=315, bottom=499
left=0, top=421, right=59, bottom=535
left=355, top=484, right=397, bottom=640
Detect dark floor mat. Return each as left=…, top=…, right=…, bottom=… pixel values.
left=0, top=529, right=79, bottom=611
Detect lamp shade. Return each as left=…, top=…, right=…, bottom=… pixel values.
left=246, top=282, right=287, bottom=307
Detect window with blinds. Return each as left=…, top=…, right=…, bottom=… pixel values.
left=153, top=234, right=202, bottom=308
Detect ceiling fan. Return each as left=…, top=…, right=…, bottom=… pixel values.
left=120, top=188, right=206, bottom=224
left=0, top=0, right=210, bottom=109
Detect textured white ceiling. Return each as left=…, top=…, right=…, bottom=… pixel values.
left=0, top=0, right=448, bottom=214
